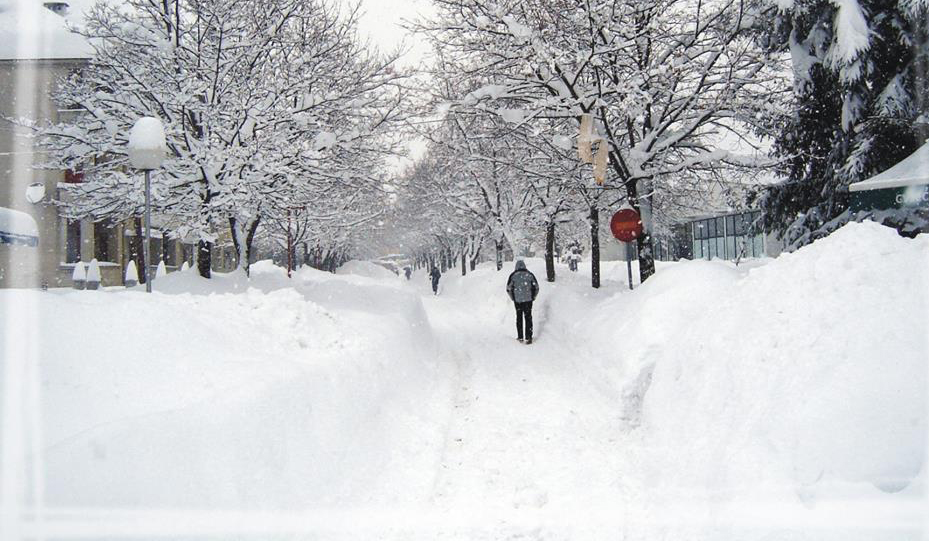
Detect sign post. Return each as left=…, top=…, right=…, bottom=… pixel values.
left=610, top=207, right=643, bottom=290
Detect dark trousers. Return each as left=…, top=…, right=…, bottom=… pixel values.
left=515, top=301, right=533, bottom=340
left=432, top=278, right=439, bottom=294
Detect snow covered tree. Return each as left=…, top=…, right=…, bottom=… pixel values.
left=36, top=0, right=408, bottom=277
left=416, top=0, right=785, bottom=283
left=759, top=0, right=929, bottom=245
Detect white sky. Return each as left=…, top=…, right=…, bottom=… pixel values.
left=352, top=0, right=435, bottom=68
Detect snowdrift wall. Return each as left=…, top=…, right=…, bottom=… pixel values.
left=7, top=262, right=450, bottom=508
left=590, top=222, right=927, bottom=504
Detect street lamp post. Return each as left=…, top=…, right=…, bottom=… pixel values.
left=128, top=117, right=167, bottom=293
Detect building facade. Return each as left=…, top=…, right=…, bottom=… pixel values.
left=0, top=2, right=236, bottom=289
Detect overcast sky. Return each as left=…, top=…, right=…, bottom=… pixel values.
left=350, top=0, right=436, bottom=167
left=353, top=0, right=435, bottom=67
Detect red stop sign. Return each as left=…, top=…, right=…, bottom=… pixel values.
left=610, top=208, right=643, bottom=242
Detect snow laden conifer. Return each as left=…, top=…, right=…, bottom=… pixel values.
left=759, top=0, right=929, bottom=245
left=37, top=0, right=408, bottom=278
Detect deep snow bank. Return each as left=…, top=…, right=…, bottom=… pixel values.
left=588, top=222, right=928, bottom=504
left=2, top=261, right=449, bottom=508
left=336, top=260, right=400, bottom=281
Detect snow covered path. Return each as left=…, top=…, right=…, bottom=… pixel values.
left=421, top=287, right=632, bottom=511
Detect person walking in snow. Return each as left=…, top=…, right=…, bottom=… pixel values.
left=429, top=266, right=441, bottom=295
left=404, top=266, right=411, bottom=280
left=567, top=247, right=581, bottom=272
left=506, top=260, right=539, bottom=344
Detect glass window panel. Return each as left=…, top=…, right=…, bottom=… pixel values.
left=726, top=236, right=736, bottom=260
left=754, top=234, right=764, bottom=257
left=708, top=238, right=717, bottom=259
left=726, top=215, right=735, bottom=237
left=734, top=214, right=745, bottom=235
left=693, top=221, right=702, bottom=239
left=693, top=240, right=702, bottom=259
left=716, top=237, right=725, bottom=258
left=93, top=221, right=110, bottom=262
left=149, top=237, right=163, bottom=266
left=164, top=239, right=178, bottom=266
left=716, top=217, right=725, bottom=236
left=740, top=236, right=752, bottom=258
left=708, top=219, right=716, bottom=237
left=65, top=220, right=81, bottom=263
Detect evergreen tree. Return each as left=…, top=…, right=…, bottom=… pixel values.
left=760, top=0, right=929, bottom=245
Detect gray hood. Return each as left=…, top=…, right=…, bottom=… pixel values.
left=515, top=260, right=527, bottom=271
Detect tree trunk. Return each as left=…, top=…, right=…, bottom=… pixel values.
left=545, top=221, right=556, bottom=282
left=229, top=216, right=261, bottom=276
left=590, top=206, right=601, bottom=289
left=470, top=242, right=482, bottom=271
left=626, top=181, right=656, bottom=283
left=131, top=217, right=147, bottom=284
left=197, top=239, right=212, bottom=279
left=495, top=239, right=503, bottom=271
left=461, top=241, right=467, bottom=276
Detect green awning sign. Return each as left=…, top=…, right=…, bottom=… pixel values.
left=851, top=184, right=929, bottom=212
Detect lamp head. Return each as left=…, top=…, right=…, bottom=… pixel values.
left=127, top=117, right=167, bottom=170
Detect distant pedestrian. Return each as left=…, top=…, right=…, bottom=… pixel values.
left=404, top=266, right=411, bottom=280
left=567, top=248, right=581, bottom=272
left=429, top=266, right=441, bottom=295
left=506, top=260, right=539, bottom=344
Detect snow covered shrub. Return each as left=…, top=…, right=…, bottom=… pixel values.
left=71, top=260, right=86, bottom=290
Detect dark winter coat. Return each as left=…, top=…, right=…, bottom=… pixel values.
left=429, top=268, right=441, bottom=283
left=506, top=260, right=539, bottom=304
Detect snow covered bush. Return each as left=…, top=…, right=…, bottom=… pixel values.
left=124, top=260, right=138, bottom=287
left=70, top=260, right=86, bottom=290
left=85, top=258, right=101, bottom=290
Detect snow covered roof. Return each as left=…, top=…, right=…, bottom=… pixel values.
left=849, top=142, right=929, bottom=192
left=0, top=206, right=39, bottom=247
left=0, top=0, right=94, bottom=61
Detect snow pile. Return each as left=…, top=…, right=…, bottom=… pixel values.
left=4, top=261, right=449, bottom=509
left=336, top=260, right=399, bottom=281
left=1, top=222, right=924, bottom=539
left=588, top=222, right=928, bottom=506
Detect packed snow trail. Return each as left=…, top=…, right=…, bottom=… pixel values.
left=414, top=263, right=637, bottom=513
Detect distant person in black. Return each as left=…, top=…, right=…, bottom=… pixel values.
left=506, top=260, right=539, bottom=344
left=429, top=266, right=441, bottom=295
left=404, top=266, right=411, bottom=280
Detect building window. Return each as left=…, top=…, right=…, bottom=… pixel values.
left=65, top=219, right=81, bottom=263
left=163, top=237, right=178, bottom=267
left=691, top=210, right=765, bottom=261
left=94, top=220, right=113, bottom=262
left=149, top=235, right=163, bottom=267
left=64, top=168, right=84, bottom=183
